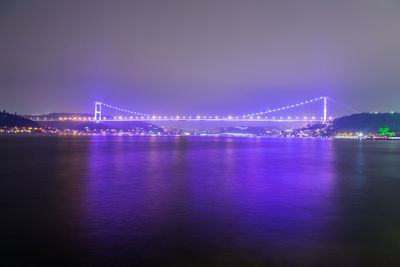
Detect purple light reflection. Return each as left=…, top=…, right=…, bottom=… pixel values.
left=83, top=136, right=339, bottom=265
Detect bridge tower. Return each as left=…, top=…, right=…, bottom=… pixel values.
left=323, top=97, right=327, bottom=124
left=94, top=101, right=102, bottom=122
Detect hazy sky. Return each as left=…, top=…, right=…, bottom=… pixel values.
left=1, top=0, right=400, bottom=115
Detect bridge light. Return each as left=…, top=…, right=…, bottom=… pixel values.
left=228, top=116, right=232, bottom=119
left=288, top=116, right=291, bottom=119
left=329, top=117, right=333, bottom=120
left=312, top=116, right=315, bottom=119
left=176, top=116, right=180, bottom=119
left=257, top=116, right=260, bottom=119
left=119, top=116, right=122, bottom=120
left=215, top=116, right=218, bottom=119
left=59, top=117, right=63, bottom=120
left=197, top=115, right=201, bottom=119
left=304, top=116, right=307, bottom=119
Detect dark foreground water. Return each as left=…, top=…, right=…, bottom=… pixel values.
left=1, top=136, right=400, bottom=266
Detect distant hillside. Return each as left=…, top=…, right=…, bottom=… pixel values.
left=45, top=112, right=92, bottom=118
left=333, top=113, right=400, bottom=132
left=35, top=120, right=166, bottom=133
left=216, top=126, right=267, bottom=135
left=23, top=112, right=93, bottom=120
left=0, top=112, right=40, bottom=128
left=74, top=121, right=166, bottom=133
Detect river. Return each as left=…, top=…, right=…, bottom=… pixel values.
left=1, top=136, right=400, bottom=266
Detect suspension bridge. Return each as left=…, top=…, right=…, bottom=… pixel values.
left=93, top=96, right=331, bottom=123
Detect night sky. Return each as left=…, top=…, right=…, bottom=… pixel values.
left=1, top=0, right=399, bottom=115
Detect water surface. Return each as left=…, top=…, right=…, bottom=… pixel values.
left=1, top=136, right=400, bottom=266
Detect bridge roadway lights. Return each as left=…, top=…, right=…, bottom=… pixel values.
left=30, top=118, right=332, bottom=122
left=99, top=118, right=324, bottom=122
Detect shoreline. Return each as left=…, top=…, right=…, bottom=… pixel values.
left=0, top=132, right=391, bottom=140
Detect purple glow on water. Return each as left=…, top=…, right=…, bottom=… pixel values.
left=3, top=136, right=400, bottom=266
left=84, top=136, right=340, bottom=264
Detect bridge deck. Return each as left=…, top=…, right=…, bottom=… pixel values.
left=33, top=118, right=324, bottom=122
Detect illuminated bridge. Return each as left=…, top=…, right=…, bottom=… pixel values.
left=93, top=96, right=331, bottom=123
